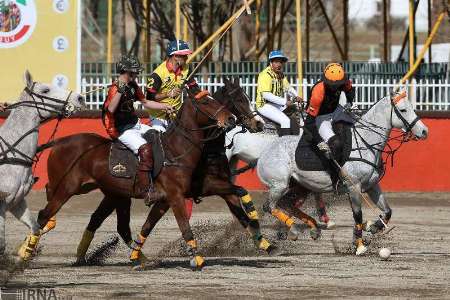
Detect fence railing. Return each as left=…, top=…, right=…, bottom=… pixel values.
left=82, top=61, right=449, bottom=81
left=82, top=76, right=450, bottom=111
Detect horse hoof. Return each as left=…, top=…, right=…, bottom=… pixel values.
left=266, top=244, right=281, bottom=256
left=326, top=221, right=336, bottom=230
left=41, top=218, right=56, bottom=234
left=73, top=257, right=87, bottom=266
left=287, top=224, right=301, bottom=241
left=356, top=245, right=368, bottom=256
left=190, top=255, right=205, bottom=271
left=131, top=259, right=145, bottom=271
left=310, top=227, right=321, bottom=240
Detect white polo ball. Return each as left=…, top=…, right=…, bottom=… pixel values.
left=379, top=247, right=391, bottom=260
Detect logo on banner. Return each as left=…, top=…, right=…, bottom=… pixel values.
left=0, top=0, right=36, bottom=48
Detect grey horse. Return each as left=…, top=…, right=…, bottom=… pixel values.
left=256, top=91, right=428, bottom=255
left=0, top=70, right=84, bottom=261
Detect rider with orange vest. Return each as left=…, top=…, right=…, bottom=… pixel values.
left=305, top=63, right=355, bottom=183
left=103, top=55, right=174, bottom=202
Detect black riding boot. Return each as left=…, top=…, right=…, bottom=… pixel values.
left=327, top=135, right=344, bottom=189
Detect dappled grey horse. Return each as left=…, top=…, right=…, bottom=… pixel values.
left=256, top=91, right=428, bottom=255
left=0, top=71, right=84, bottom=261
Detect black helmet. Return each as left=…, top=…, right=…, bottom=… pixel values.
left=116, top=54, right=143, bottom=74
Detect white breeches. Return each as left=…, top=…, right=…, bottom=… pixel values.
left=118, top=120, right=152, bottom=154
left=315, top=113, right=334, bottom=142
left=257, top=103, right=290, bottom=128
left=150, top=118, right=169, bottom=133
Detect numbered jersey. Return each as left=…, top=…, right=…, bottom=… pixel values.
left=146, top=60, right=198, bottom=119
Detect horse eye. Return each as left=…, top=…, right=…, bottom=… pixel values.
left=400, top=109, right=407, bottom=113
left=42, top=87, right=50, bottom=93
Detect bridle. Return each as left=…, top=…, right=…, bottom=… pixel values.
left=224, top=85, right=258, bottom=126
left=389, top=91, right=421, bottom=135
left=5, top=82, right=76, bottom=120
left=0, top=83, right=78, bottom=167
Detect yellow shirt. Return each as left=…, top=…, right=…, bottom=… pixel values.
left=255, top=66, right=290, bottom=108
left=146, top=60, right=194, bottom=119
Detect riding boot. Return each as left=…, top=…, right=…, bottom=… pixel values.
left=278, top=128, right=291, bottom=137
left=137, top=144, right=160, bottom=204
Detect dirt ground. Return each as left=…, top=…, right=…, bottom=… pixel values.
left=2, top=190, right=450, bottom=299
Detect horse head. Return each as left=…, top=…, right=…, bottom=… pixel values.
left=22, top=70, right=84, bottom=120
left=218, top=77, right=264, bottom=133
left=389, top=90, right=428, bottom=140
left=183, top=87, right=235, bottom=130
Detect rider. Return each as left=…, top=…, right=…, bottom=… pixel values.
left=256, top=50, right=302, bottom=136
left=103, top=54, right=174, bottom=202
left=304, top=62, right=355, bottom=186
left=146, top=39, right=199, bottom=132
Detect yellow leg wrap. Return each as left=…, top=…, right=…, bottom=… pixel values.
left=271, top=209, right=294, bottom=227
left=355, top=224, right=364, bottom=231
left=355, top=238, right=364, bottom=248
left=241, top=194, right=252, bottom=203
left=76, top=229, right=94, bottom=259
left=257, top=238, right=271, bottom=251
left=194, top=255, right=204, bottom=267
left=42, top=216, right=57, bottom=234
left=247, top=210, right=259, bottom=220
left=187, top=239, right=197, bottom=249
left=130, top=234, right=147, bottom=261
left=18, top=233, right=41, bottom=261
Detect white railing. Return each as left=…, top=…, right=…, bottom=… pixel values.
left=81, top=76, right=450, bottom=111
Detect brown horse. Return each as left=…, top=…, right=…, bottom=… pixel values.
left=69, top=79, right=276, bottom=269
left=31, top=87, right=235, bottom=268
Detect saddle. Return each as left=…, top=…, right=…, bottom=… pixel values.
left=108, top=130, right=164, bottom=179
left=295, top=121, right=353, bottom=172
left=258, top=104, right=301, bottom=135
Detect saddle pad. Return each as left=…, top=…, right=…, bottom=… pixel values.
left=108, top=129, right=164, bottom=179
left=109, top=142, right=137, bottom=178
left=295, top=122, right=353, bottom=171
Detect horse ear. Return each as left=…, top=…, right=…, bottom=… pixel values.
left=23, top=70, right=33, bottom=89
left=233, top=77, right=240, bottom=86
left=223, top=77, right=230, bottom=85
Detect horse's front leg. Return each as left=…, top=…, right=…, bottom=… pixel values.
left=10, top=197, right=41, bottom=261
left=365, top=183, right=392, bottom=234
left=348, top=185, right=367, bottom=255
left=129, top=200, right=170, bottom=270
left=170, top=191, right=205, bottom=271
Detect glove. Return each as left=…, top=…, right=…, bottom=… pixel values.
left=343, top=102, right=353, bottom=112
left=117, top=79, right=129, bottom=94
left=317, top=141, right=332, bottom=159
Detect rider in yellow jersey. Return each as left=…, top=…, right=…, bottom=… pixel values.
left=256, top=50, right=302, bottom=136
left=146, top=40, right=199, bottom=132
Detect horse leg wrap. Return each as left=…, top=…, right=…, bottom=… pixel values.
left=256, top=237, right=271, bottom=251
left=130, top=234, right=146, bottom=261
left=271, top=209, right=295, bottom=227
left=18, top=233, right=41, bottom=261
left=187, top=239, right=204, bottom=270
left=241, top=194, right=259, bottom=220
left=42, top=216, right=57, bottom=234
left=76, top=229, right=94, bottom=260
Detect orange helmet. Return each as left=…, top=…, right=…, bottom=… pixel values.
left=322, top=63, right=347, bottom=89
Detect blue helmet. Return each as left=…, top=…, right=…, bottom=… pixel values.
left=166, top=40, right=193, bottom=57
left=268, top=50, right=288, bottom=62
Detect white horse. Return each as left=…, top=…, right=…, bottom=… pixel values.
left=256, top=91, right=428, bottom=255
left=225, top=121, right=337, bottom=234
left=0, top=71, right=84, bottom=261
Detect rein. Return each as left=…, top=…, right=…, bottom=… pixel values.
left=344, top=93, right=421, bottom=181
